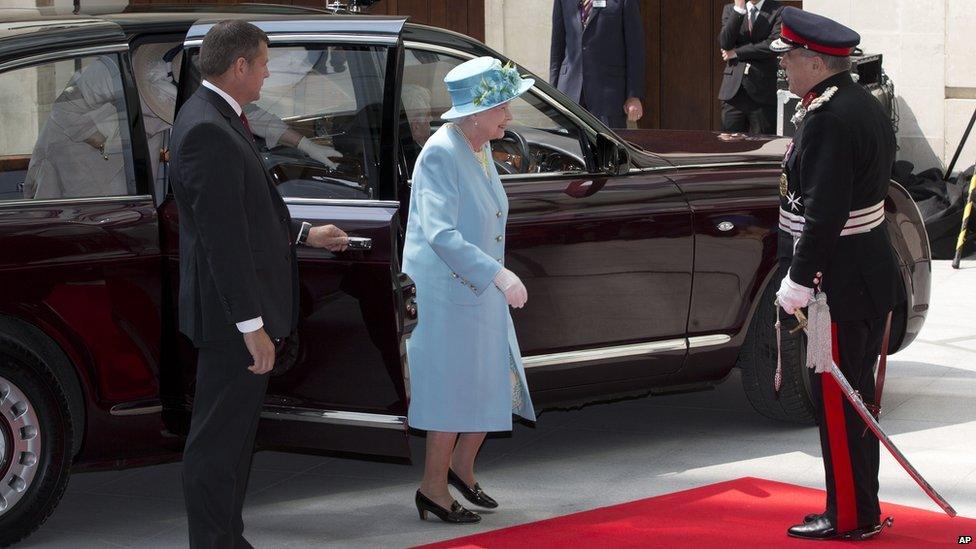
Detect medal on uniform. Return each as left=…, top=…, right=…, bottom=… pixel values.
left=779, top=139, right=794, bottom=196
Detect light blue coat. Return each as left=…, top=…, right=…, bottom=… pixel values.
left=402, top=124, right=535, bottom=432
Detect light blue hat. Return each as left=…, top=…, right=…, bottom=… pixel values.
left=441, top=56, right=535, bottom=120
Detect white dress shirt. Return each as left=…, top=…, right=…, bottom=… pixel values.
left=733, top=0, right=765, bottom=16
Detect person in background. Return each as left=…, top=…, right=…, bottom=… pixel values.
left=403, top=56, right=536, bottom=524
left=23, top=55, right=129, bottom=199
left=549, top=0, right=645, bottom=128
left=718, top=0, right=784, bottom=134
left=401, top=84, right=433, bottom=170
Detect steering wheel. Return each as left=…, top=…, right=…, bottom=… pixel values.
left=497, top=128, right=531, bottom=174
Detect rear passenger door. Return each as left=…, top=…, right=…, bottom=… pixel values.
left=163, top=19, right=414, bottom=458
left=0, top=28, right=167, bottom=438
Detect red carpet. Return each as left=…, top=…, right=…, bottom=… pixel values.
left=416, top=477, right=971, bottom=548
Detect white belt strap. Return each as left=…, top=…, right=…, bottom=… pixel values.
left=779, top=200, right=885, bottom=237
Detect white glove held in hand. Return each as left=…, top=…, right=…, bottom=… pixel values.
left=298, top=137, right=340, bottom=169
left=493, top=268, right=528, bottom=308
left=776, top=273, right=814, bottom=315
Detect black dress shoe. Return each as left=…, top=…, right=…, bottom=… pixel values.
left=415, top=490, right=481, bottom=524
left=788, top=516, right=837, bottom=540
left=448, top=468, right=499, bottom=509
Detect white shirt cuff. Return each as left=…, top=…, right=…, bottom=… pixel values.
left=236, top=317, right=264, bottom=333
left=733, top=5, right=747, bottom=14
left=785, top=276, right=812, bottom=292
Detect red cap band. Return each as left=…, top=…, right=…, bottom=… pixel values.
left=781, top=24, right=853, bottom=56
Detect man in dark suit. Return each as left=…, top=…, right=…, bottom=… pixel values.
left=718, top=0, right=784, bottom=134
left=169, top=20, right=348, bottom=548
left=550, top=0, right=645, bottom=128
left=772, top=8, right=902, bottom=541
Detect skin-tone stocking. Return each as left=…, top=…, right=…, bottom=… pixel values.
left=451, top=432, right=488, bottom=487
left=420, top=431, right=459, bottom=509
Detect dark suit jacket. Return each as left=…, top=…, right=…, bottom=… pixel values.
left=169, top=86, right=300, bottom=344
left=549, top=0, right=645, bottom=119
left=718, top=0, right=784, bottom=105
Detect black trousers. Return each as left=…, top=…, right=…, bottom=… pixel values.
left=809, top=317, right=886, bottom=532
left=721, top=89, right=776, bottom=134
left=183, top=338, right=269, bottom=549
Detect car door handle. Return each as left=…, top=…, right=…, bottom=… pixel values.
left=347, top=236, right=372, bottom=250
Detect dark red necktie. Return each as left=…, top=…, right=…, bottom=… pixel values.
left=239, top=112, right=255, bottom=141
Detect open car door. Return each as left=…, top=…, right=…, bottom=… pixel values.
left=162, top=16, right=416, bottom=459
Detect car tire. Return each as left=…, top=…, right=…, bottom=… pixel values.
left=737, top=277, right=817, bottom=424
left=0, top=337, right=73, bottom=547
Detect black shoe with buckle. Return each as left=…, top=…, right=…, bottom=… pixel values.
left=788, top=516, right=837, bottom=540
left=415, top=490, right=481, bottom=524
left=448, top=468, right=499, bottom=509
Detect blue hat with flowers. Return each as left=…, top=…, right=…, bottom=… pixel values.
left=441, top=56, right=534, bottom=120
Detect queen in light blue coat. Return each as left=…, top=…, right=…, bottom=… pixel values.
left=403, top=57, right=536, bottom=524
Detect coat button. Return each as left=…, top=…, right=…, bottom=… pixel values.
left=452, top=273, right=458, bottom=278
left=495, top=235, right=503, bottom=242
left=496, top=211, right=502, bottom=217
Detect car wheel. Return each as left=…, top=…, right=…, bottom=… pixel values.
left=737, top=276, right=817, bottom=424
left=0, top=337, right=73, bottom=547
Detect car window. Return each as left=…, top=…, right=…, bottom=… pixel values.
left=248, top=44, right=389, bottom=201
left=401, top=48, right=586, bottom=177
left=0, top=54, right=137, bottom=201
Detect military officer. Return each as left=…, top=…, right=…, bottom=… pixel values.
left=771, top=7, right=903, bottom=541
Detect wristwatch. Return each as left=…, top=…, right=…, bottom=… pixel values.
left=296, top=221, right=312, bottom=245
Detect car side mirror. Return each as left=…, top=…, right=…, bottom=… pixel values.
left=595, top=133, right=628, bottom=176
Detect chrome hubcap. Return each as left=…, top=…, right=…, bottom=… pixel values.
left=0, top=375, right=41, bottom=517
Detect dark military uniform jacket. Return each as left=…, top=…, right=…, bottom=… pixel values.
left=779, top=71, right=903, bottom=321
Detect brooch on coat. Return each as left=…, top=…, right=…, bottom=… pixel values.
left=779, top=140, right=795, bottom=196
left=791, top=85, right=838, bottom=127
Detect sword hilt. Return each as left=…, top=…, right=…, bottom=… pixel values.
left=790, top=309, right=808, bottom=334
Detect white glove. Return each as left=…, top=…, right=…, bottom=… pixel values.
left=776, top=272, right=814, bottom=315
left=493, top=268, right=528, bottom=309
left=298, top=137, right=340, bottom=169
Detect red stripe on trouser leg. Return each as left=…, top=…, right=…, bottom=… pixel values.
left=823, top=323, right=858, bottom=533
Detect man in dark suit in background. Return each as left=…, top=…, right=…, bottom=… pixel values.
left=718, top=0, right=784, bottom=133
left=550, top=0, right=645, bottom=128
left=169, top=20, right=348, bottom=548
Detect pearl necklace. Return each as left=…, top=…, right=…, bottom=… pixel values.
left=450, top=123, right=490, bottom=176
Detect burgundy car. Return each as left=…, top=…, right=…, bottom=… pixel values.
left=0, top=5, right=930, bottom=545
